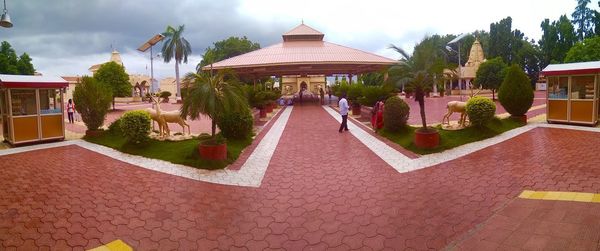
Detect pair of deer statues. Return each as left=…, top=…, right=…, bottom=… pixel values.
left=441, top=89, right=482, bottom=128
left=145, top=97, right=190, bottom=138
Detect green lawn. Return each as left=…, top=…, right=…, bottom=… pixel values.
left=379, top=117, right=525, bottom=155
left=85, top=132, right=253, bottom=170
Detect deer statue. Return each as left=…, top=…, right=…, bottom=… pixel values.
left=150, top=96, right=191, bottom=136
left=442, top=89, right=482, bottom=127
left=146, top=97, right=169, bottom=137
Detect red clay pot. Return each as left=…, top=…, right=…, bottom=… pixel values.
left=511, top=115, right=527, bottom=123
left=259, top=108, right=267, bottom=118
left=414, top=128, right=440, bottom=149
left=440, top=91, right=445, bottom=97
left=85, top=130, right=103, bottom=137
left=352, top=104, right=362, bottom=116
left=266, top=103, right=273, bottom=113
left=198, top=143, right=227, bottom=160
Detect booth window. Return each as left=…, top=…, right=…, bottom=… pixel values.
left=39, top=89, right=62, bottom=114
left=571, top=76, right=595, bottom=100
left=11, top=89, right=37, bottom=116
left=548, top=77, right=568, bottom=99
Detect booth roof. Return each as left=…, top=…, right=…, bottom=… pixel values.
left=0, top=74, right=69, bottom=88
left=542, top=61, right=600, bottom=76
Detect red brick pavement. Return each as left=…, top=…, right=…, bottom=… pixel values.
left=452, top=198, right=600, bottom=250
left=2, top=105, right=600, bottom=250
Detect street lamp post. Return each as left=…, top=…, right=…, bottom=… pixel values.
left=447, top=34, right=467, bottom=101
left=137, top=34, right=165, bottom=94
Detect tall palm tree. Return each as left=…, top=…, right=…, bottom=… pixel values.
left=180, top=70, right=248, bottom=137
left=161, top=25, right=192, bottom=100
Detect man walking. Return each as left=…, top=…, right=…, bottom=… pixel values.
left=338, top=93, right=349, bottom=133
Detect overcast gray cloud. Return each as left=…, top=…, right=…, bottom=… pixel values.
left=0, top=0, right=584, bottom=79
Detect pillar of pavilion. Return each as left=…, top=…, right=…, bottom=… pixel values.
left=203, top=23, right=396, bottom=97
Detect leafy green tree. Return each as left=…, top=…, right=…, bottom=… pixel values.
left=516, top=41, right=543, bottom=86
left=474, top=57, right=507, bottom=100
left=181, top=70, right=248, bottom=137
left=162, top=25, right=192, bottom=99
left=572, top=0, right=596, bottom=40
left=198, top=36, right=260, bottom=69
left=565, top=35, right=600, bottom=62
left=360, top=72, right=384, bottom=86
left=489, top=17, right=525, bottom=64
left=93, top=61, right=132, bottom=110
left=16, top=53, right=35, bottom=75
left=73, top=77, right=113, bottom=131
left=0, top=41, right=35, bottom=75
left=539, top=15, right=577, bottom=65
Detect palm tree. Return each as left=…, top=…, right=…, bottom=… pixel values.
left=180, top=70, right=248, bottom=137
left=161, top=25, right=192, bottom=100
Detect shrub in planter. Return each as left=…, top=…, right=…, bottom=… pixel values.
left=217, top=108, right=254, bottom=140
left=198, top=134, right=227, bottom=160
left=119, top=110, right=151, bottom=144
left=73, top=76, right=112, bottom=131
left=465, top=96, right=496, bottom=127
left=383, top=96, right=410, bottom=132
left=498, top=65, right=534, bottom=117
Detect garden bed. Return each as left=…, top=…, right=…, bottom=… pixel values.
left=378, top=117, right=525, bottom=155
left=85, top=132, right=252, bottom=170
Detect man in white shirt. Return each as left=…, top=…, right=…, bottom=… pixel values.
left=338, top=93, right=349, bottom=133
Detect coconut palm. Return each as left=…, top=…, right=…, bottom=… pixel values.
left=181, top=70, right=248, bottom=137
left=161, top=25, right=192, bottom=100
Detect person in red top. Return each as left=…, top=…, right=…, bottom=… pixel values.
left=67, top=99, right=75, bottom=124
left=371, top=100, right=384, bottom=132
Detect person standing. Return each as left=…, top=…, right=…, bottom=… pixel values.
left=66, top=99, right=75, bottom=124
left=327, top=86, right=332, bottom=104
left=338, top=93, right=349, bottom=133
left=319, top=87, right=325, bottom=105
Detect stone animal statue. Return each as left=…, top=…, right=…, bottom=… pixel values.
left=146, top=98, right=169, bottom=137
left=151, top=97, right=191, bottom=136
left=442, top=89, right=482, bottom=127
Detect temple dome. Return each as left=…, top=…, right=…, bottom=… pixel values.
left=465, top=38, right=484, bottom=67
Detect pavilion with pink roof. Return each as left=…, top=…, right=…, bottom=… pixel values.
left=204, top=23, right=396, bottom=95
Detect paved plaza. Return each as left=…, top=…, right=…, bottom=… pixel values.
left=1, top=104, right=600, bottom=250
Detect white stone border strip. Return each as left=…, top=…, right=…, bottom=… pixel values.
left=0, top=106, right=294, bottom=188
left=323, top=105, right=600, bottom=173
left=323, top=106, right=413, bottom=172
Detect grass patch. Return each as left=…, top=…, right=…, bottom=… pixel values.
left=379, top=117, right=525, bottom=155
left=85, top=132, right=253, bottom=170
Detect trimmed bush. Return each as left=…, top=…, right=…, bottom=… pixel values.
left=107, top=118, right=123, bottom=135
left=159, top=91, right=172, bottom=98
left=119, top=110, right=151, bottom=144
left=383, top=96, right=410, bottom=132
left=358, top=86, right=392, bottom=107
left=347, top=84, right=364, bottom=105
left=217, top=108, right=254, bottom=140
left=73, top=76, right=112, bottom=131
left=466, top=97, right=496, bottom=127
left=498, top=65, right=534, bottom=116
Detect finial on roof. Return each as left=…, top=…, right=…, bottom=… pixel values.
left=301, top=18, right=304, bottom=24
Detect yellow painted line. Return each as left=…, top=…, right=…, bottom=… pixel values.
left=518, top=190, right=600, bottom=203
left=88, top=240, right=132, bottom=251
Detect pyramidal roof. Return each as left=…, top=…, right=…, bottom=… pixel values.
left=282, top=23, right=324, bottom=41
left=465, top=39, right=484, bottom=67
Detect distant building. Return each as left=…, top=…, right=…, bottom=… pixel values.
left=62, top=49, right=177, bottom=102
left=444, top=38, right=486, bottom=94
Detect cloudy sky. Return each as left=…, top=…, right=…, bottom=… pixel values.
left=0, top=0, right=585, bottom=79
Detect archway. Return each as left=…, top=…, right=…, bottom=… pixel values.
left=300, top=81, right=307, bottom=91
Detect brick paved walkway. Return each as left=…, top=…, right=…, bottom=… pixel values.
left=2, top=105, right=600, bottom=250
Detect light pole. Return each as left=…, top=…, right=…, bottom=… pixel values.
left=446, top=33, right=467, bottom=101
left=137, top=34, right=165, bottom=94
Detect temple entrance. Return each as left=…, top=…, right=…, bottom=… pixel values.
left=300, top=81, right=307, bottom=91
